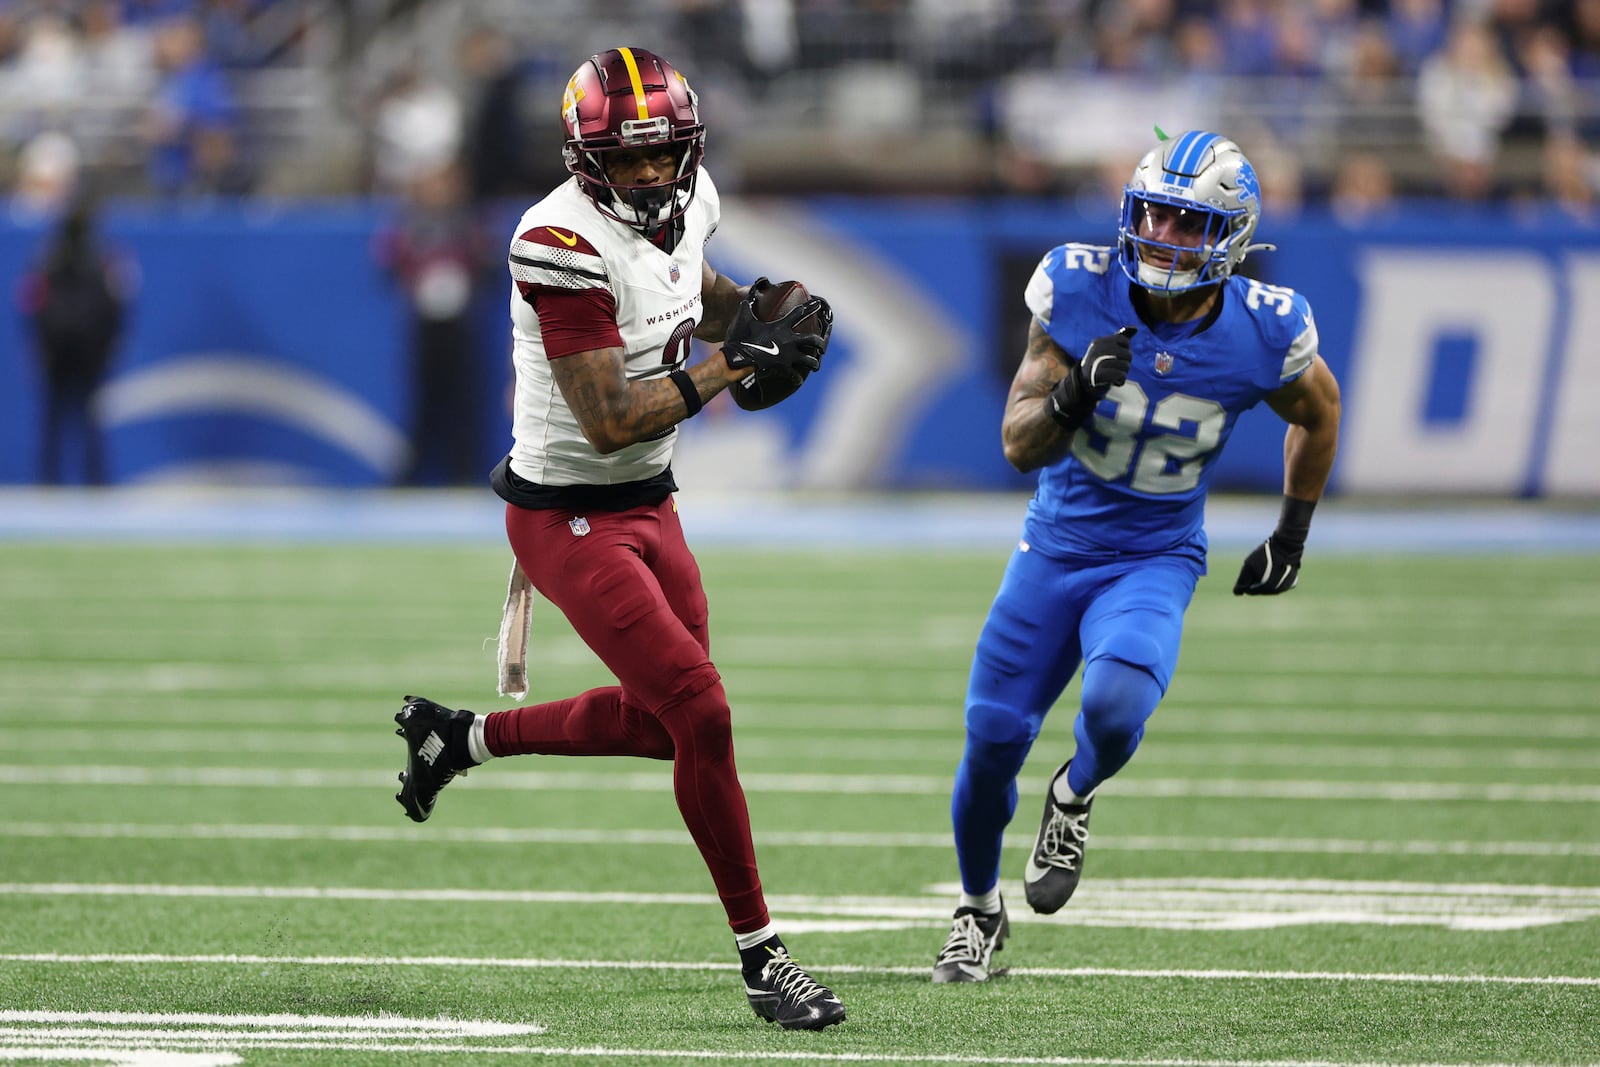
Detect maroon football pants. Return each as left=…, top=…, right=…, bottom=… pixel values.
left=487, top=497, right=768, bottom=933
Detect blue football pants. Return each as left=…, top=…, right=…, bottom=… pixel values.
left=951, top=542, right=1198, bottom=895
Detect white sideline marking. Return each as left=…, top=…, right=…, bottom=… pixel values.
left=0, top=1010, right=542, bottom=1065
left=0, top=1046, right=533, bottom=1059
left=0, top=1044, right=1588, bottom=1067
left=278, top=1054, right=1588, bottom=1067
left=0, top=1052, right=240, bottom=1066
left=4, top=952, right=1598, bottom=987
left=0, top=1012, right=540, bottom=1035
left=2, top=1030, right=508, bottom=1043
left=5, top=822, right=1598, bottom=858
left=2, top=765, right=1597, bottom=803
left=4, top=877, right=1599, bottom=932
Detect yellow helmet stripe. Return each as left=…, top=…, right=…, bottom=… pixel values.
left=617, top=47, right=650, bottom=120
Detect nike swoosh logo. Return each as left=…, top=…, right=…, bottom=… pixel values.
left=546, top=228, right=579, bottom=247
left=741, top=341, right=780, bottom=356
left=1023, top=858, right=1050, bottom=883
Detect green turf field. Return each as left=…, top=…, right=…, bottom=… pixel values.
left=2, top=541, right=1597, bottom=1066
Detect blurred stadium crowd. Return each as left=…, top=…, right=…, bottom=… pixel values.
left=2, top=0, right=1598, bottom=213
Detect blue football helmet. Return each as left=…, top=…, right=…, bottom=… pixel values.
left=1117, top=130, right=1273, bottom=293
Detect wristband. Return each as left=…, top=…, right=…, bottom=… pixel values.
left=1047, top=391, right=1079, bottom=430
left=1274, top=495, right=1317, bottom=549
left=669, top=369, right=702, bottom=418
left=1047, top=379, right=1096, bottom=432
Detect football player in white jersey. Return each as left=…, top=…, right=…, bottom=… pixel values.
left=390, top=47, right=843, bottom=1031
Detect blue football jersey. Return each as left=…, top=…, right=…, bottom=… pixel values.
left=1021, top=243, right=1318, bottom=560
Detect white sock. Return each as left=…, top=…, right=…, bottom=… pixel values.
left=735, top=922, right=777, bottom=951
left=466, top=714, right=495, bottom=765
left=960, top=887, right=1002, bottom=914
left=1053, top=766, right=1092, bottom=805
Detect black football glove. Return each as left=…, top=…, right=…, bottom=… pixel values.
left=810, top=293, right=835, bottom=353
left=1049, top=326, right=1136, bottom=430
left=1234, top=496, right=1317, bottom=596
left=723, top=278, right=826, bottom=377
left=1232, top=534, right=1303, bottom=595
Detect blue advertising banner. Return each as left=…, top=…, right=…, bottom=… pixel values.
left=2, top=197, right=1596, bottom=495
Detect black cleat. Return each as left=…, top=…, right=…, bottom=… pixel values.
left=744, top=947, right=846, bottom=1030
left=931, top=897, right=1009, bottom=983
left=1023, top=761, right=1093, bottom=915
left=393, top=695, right=474, bottom=823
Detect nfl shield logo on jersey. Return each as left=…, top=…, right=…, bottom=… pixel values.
left=568, top=516, right=591, bottom=537
left=669, top=263, right=680, bottom=283
left=1154, top=351, right=1175, bottom=375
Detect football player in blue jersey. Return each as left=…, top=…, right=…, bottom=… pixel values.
left=931, top=130, right=1342, bottom=983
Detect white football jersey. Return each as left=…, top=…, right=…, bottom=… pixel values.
left=504, top=171, right=720, bottom=486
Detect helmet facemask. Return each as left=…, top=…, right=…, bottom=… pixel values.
left=1116, top=131, right=1274, bottom=294
left=564, top=122, right=703, bottom=233
left=1120, top=189, right=1249, bottom=292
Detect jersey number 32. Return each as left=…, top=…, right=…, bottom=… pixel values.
left=1071, top=384, right=1225, bottom=494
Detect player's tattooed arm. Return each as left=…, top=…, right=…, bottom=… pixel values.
left=552, top=345, right=737, bottom=453
left=695, top=261, right=744, bottom=343
left=1001, top=319, right=1078, bottom=472
left=691, top=263, right=757, bottom=383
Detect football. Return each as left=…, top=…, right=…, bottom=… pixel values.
left=731, top=279, right=822, bottom=412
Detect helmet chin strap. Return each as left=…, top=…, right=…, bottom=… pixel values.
left=605, top=186, right=691, bottom=252
left=1137, top=258, right=1203, bottom=291
left=607, top=185, right=690, bottom=228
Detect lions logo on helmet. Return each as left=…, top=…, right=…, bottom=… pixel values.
left=560, top=47, right=706, bottom=246
left=1118, top=130, right=1275, bottom=294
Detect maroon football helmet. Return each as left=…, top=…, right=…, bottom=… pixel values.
left=561, top=47, right=705, bottom=238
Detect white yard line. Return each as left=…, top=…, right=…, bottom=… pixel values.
left=0, top=1010, right=542, bottom=1066
left=0, top=1012, right=539, bottom=1034
left=0, top=1050, right=242, bottom=1065
left=1, top=766, right=1597, bottom=802
left=12, top=731, right=1600, bottom=772
left=7, top=705, right=1598, bottom=741
left=4, top=822, right=1597, bottom=857
left=0, top=1040, right=1591, bottom=1067
left=0, top=1011, right=544, bottom=1062
left=14, top=878, right=1600, bottom=902
left=9, top=670, right=1596, bottom=711
left=3, top=954, right=1597, bottom=988
left=4, top=878, right=1599, bottom=932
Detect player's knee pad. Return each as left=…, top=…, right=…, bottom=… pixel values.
left=655, top=666, right=732, bottom=750
left=965, top=699, right=1036, bottom=747
left=1080, top=633, right=1165, bottom=743
left=1088, top=628, right=1166, bottom=679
